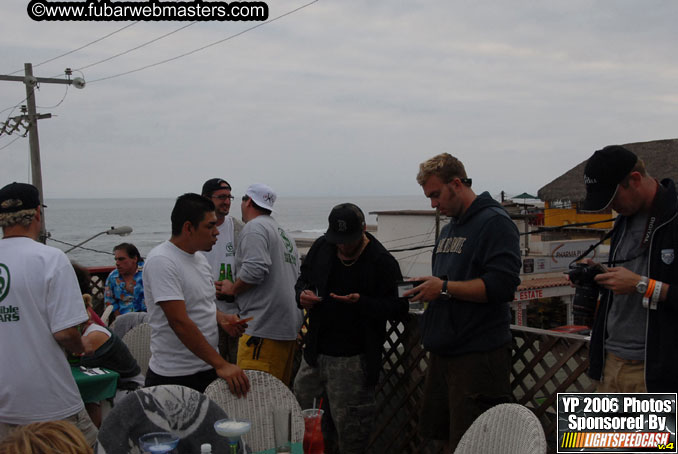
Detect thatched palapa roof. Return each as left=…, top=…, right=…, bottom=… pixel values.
left=538, top=138, right=678, bottom=203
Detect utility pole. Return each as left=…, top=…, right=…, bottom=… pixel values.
left=0, top=63, right=85, bottom=243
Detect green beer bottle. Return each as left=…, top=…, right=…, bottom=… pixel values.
left=224, top=263, right=235, bottom=302
left=218, top=263, right=226, bottom=281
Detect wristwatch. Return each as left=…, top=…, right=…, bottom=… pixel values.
left=635, top=276, right=649, bottom=295
left=440, top=280, right=451, bottom=299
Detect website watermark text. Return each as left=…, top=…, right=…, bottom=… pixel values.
left=27, top=0, right=269, bottom=21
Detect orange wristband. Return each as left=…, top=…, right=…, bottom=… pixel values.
left=644, top=279, right=656, bottom=299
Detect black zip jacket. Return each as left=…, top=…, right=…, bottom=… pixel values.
left=588, top=178, right=678, bottom=392
left=295, top=232, right=407, bottom=386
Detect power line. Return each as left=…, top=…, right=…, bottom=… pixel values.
left=0, top=97, right=27, bottom=116
left=4, top=22, right=140, bottom=76
left=48, top=237, right=115, bottom=256
left=89, top=0, right=319, bottom=84
left=75, top=22, right=197, bottom=72
left=37, top=85, right=70, bottom=109
left=0, top=95, right=30, bottom=124
left=380, top=230, right=436, bottom=245
left=0, top=136, right=22, bottom=151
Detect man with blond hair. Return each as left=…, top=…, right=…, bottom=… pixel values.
left=0, top=182, right=97, bottom=445
left=405, top=154, right=521, bottom=451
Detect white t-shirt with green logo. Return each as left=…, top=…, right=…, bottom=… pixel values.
left=143, top=241, right=218, bottom=376
left=200, top=217, right=237, bottom=314
left=0, top=237, right=88, bottom=424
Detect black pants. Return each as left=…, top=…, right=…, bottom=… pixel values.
left=145, top=367, right=218, bottom=393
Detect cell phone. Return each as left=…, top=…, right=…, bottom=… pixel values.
left=396, top=280, right=425, bottom=298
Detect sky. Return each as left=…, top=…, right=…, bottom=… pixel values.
left=2, top=0, right=678, bottom=199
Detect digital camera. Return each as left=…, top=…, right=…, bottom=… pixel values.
left=567, top=262, right=606, bottom=325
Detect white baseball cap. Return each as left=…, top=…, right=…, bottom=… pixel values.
left=245, top=183, right=277, bottom=212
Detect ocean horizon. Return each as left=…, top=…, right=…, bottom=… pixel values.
left=43, top=195, right=433, bottom=267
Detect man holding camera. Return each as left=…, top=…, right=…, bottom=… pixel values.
left=407, top=153, right=522, bottom=451
left=581, top=145, right=677, bottom=393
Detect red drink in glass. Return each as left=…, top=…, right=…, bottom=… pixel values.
left=301, top=409, right=324, bottom=454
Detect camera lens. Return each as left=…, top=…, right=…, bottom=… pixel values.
left=572, top=286, right=599, bottom=326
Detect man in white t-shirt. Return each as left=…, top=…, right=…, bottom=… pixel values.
left=0, top=182, right=97, bottom=445
left=143, top=193, right=249, bottom=396
left=200, top=178, right=244, bottom=363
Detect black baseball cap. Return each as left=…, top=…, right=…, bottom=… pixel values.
left=581, top=145, right=638, bottom=212
left=325, top=203, right=366, bottom=244
left=201, top=178, right=231, bottom=197
left=0, top=182, right=43, bottom=214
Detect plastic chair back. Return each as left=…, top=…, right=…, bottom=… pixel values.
left=205, top=370, right=304, bottom=452
left=454, top=403, right=547, bottom=454
left=121, top=323, right=151, bottom=376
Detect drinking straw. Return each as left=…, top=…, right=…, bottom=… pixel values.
left=309, top=397, right=324, bottom=453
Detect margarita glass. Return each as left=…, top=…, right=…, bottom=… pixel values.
left=138, top=432, right=179, bottom=453
left=214, top=419, right=251, bottom=454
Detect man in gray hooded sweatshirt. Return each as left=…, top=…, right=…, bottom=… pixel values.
left=406, top=153, right=521, bottom=452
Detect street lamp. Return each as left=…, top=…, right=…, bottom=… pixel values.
left=64, top=226, right=133, bottom=253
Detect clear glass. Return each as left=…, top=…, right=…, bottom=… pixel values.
left=214, top=419, right=251, bottom=454
left=138, top=432, right=179, bottom=454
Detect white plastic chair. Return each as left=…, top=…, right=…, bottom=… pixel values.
left=121, top=323, right=151, bottom=376
left=205, top=370, right=304, bottom=452
left=100, top=305, right=114, bottom=326
left=454, top=403, right=547, bottom=454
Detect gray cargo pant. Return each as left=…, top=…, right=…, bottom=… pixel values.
left=293, top=354, right=376, bottom=454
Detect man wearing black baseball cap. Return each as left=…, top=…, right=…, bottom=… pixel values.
left=294, top=203, right=407, bottom=453
left=581, top=145, right=678, bottom=393
left=0, top=183, right=98, bottom=445
left=200, top=178, right=244, bottom=364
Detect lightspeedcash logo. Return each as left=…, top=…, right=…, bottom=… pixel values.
left=27, top=0, right=269, bottom=21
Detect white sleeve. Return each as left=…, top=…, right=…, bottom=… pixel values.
left=47, top=256, right=88, bottom=333
left=144, top=254, right=185, bottom=303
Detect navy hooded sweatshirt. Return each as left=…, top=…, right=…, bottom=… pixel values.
left=420, top=191, right=522, bottom=357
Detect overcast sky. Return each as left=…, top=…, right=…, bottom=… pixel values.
left=2, top=0, right=677, bottom=199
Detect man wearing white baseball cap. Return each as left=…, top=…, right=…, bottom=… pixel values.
left=218, top=183, right=303, bottom=385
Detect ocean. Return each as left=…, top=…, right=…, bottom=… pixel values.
left=44, top=195, right=431, bottom=266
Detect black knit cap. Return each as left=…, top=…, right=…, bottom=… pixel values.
left=325, top=203, right=366, bottom=244
left=581, top=145, right=638, bottom=212
left=0, top=182, right=43, bottom=214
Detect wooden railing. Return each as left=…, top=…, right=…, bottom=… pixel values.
left=88, top=266, right=113, bottom=313
left=86, top=268, right=592, bottom=453
left=367, top=318, right=594, bottom=454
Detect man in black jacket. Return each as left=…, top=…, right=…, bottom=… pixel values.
left=294, top=203, right=407, bottom=454
left=581, top=145, right=678, bottom=393
left=407, top=153, right=521, bottom=452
